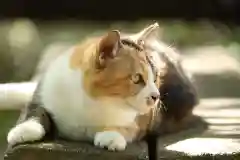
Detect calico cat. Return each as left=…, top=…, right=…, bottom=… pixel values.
left=6, top=23, right=199, bottom=160
left=7, top=23, right=163, bottom=152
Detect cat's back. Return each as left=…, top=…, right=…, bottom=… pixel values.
left=40, top=37, right=98, bottom=94
left=38, top=45, right=93, bottom=139
left=39, top=46, right=83, bottom=111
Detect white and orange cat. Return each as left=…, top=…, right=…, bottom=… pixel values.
left=7, top=23, right=163, bottom=151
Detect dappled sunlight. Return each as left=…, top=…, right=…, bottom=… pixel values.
left=182, top=45, right=240, bottom=75
left=199, top=98, right=240, bottom=108
left=205, top=118, right=240, bottom=125
left=194, top=108, right=240, bottom=117
left=209, top=125, right=240, bottom=132
left=206, top=129, right=240, bottom=136
left=166, top=138, right=240, bottom=155
left=163, top=98, right=240, bottom=155
left=194, top=98, right=240, bottom=118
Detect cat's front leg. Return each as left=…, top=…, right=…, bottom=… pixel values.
left=7, top=118, right=46, bottom=146
left=94, top=130, right=127, bottom=151
left=7, top=85, right=52, bottom=146
left=94, top=126, right=138, bottom=151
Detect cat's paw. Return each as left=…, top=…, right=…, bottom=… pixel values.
left=7, top=119, right=45, bottom=146
left=94, top=131, right=127, bottom=151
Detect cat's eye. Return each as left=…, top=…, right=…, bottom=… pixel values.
left=132, top=73, right=145, bottom=84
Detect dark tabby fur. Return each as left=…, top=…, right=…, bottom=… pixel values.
left=144, top=46, right=199, bottom=160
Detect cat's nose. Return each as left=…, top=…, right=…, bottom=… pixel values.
left=150, top=92, right=160, bottom=102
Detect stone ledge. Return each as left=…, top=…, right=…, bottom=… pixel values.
left=4, top=140, right=240, bottom=160
left=4, top=140, right=148, bottom=160
left=193, top=74, right=240, bottom=98
left=4, top=98, right=240, bottom=160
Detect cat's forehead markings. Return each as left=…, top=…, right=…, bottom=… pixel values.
left=118, top=37, right=156, bottom=85
left=142, top=65, right=149, bottom=83
left=148, top=65, right=154, bottom=82
left=147, top=56, right=157, bottom=76
left=132, top=52, right=147, bottom=64
left=121, top=39, right=143, bottom=51
left=121, top=39, right=153, bottom=83
left=129, top=54, right=149, bottom=83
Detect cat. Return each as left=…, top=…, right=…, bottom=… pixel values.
left=6, top=23, right=199, bottom=160
left=7, top=23, right=164, bottom=152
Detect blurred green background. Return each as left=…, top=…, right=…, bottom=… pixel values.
left=1, top=19, right=240, bottom=158
left=1, top=19, right=240, bottom=83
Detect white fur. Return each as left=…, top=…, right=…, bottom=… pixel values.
left=7, top=118, right=45, bottom=145
left=4, top=26, right=180, bottom=151
left=94, top=131, right=126, bottom=151
left=39, top=47, right=136, bottom=141
left=126, top=65, right=159, bottom=114
left=6, top=41, right=159, bottom=149
left=39, top=46, right=159, bottom=143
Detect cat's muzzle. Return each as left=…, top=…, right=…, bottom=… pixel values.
left=146, top=92, right=160, bottom=106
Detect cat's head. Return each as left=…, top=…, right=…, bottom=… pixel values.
left=72, top=23, right=162, bottom=114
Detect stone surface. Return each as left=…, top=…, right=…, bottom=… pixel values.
left=4, top=98, right=240, bottom=160
left=4, top=140, right=148, bottom=160
left=3, top=136, right=240, bottom=160
left=193, top=74, right=240, bottom=98
left=163, top=98, right=240, bottom=155
left=181, top=46, right=240, bottom=98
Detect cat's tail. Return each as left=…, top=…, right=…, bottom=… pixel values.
left=0, top=82, right=37, bottom=110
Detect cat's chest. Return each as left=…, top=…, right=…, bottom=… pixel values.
left=43, top=90, right=137, bottom=140
left=39, top=51, right=138, bottom=139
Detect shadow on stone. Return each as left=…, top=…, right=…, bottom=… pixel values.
left=193, top=73, right=240, bottom=98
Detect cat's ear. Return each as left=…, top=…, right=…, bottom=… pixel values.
left=135, top=22, right=160, bottom=44
left=97, top=30, right=121, bottom=67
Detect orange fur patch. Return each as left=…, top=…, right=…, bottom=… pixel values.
left=69, top=33, right=152, bottom=99
left=69, top=29, right=163, bottom=138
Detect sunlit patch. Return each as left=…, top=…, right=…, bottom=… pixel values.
left=182, top=47, right=240, bottom=75
left=194, top=98, right=240, bottom=118
left=166, top=138, right=240, bottom=155
left=171, top=98, right=240, bottom=156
